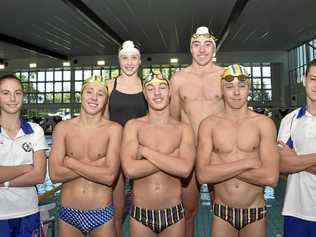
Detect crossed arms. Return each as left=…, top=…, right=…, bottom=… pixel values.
left=196, top=117, right=280, bottom=187
left=48, top=121, right=122, bottom=186
left=121, top=120, right=196, bottom=180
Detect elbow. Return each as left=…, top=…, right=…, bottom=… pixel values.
left=32, top=171, right=46, bottom=185
left=102, top=172, right=117, bottom=186
left=181, top=162, right=195, bottom=179
left=196, top=169, right=207, bottom=184
left=48, top=171, right=61, bottom=184
left=265, top=173, right=279, bottom=187
left=181, top=169, right=191, bottom=179
left=122, top=166, right=136, bottom=180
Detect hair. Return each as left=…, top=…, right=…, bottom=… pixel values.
left=305, top=59, right=316, bottom=76
left=0, top=74, right=23, bottom=91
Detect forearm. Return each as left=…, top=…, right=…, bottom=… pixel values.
left=306, top=165, right=316, bottom=175
left=123, top=160, right=159, bottom=179
left=197, top=160, right=251, bottom=184
left=143, top=149, right=193, bottom=178
left=69, top=159, right=117, bottom=186
left=0, top=165, right=32, bottom=183
left=238, top=167, right=279, bottom=187
left=280, top=153, right=316, bottom=173
left=6, top=168, right=45, bottom=187
left=49, top=165, right=80, bottom=183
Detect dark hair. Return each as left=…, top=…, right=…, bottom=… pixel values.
left=0, top=74, right=23, bottom=91
left=305, top=59, right=316, bottom=76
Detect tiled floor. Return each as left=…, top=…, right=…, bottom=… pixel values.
left=44, top=179, right=287, bottom=237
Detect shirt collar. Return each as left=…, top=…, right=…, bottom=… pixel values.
left=296, top=105, right=307, bottom=119
left=0, top=119, right=34, bottom=135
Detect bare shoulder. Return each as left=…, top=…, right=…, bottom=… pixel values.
left=124, top=116, right=147, bottom=129
left=200, top=114, right=219, bottom=129
left=53, top=118, right=77, bottom=132
left=170, top=67, right=190, bottom=84
left=210, top=64, right=225, bottom=76
left=98, top=119, right=121, bottom=133
left=251, top=112, right=276, bottom=130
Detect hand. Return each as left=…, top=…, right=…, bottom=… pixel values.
left=64, top=156, right=74, bottom=168
left=277, top=141, right=297, bottom=157
left=137, top=145, right=145, bottom=160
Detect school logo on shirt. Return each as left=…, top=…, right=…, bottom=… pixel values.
left=22, top=142, right=33, bottom=152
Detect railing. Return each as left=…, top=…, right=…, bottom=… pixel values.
left=38, top=185, right=61, bottom=237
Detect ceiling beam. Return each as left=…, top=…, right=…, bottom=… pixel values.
left=61, top=0, right=123, bottom=47
left=216, top=0, right=250, bottom=51
left=0, top=33, right=68, bottom=60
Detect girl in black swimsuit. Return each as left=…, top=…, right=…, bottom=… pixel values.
left=105, top=40, right=147, bottom=237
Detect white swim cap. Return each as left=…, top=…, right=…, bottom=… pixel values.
left=119, top=40, right=140, bottom=57
left=190, top=26, right=217, bottom=56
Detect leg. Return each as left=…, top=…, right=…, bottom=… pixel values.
left=182, top=171, right=199, bottom=237
left=130, top=217, right=157, bottom=237
left=240, top=217, right=266, bottom=237
left=91, top=219, right=116, bottom=237
left=59, top=219, right=84, bottom=237
left=283, top=216, right=308, bottom=237
left=159, top=218, right=185, bottom=237
left=113, top=171, right=125, bottom=237
left=211, top=216, right=238, bottom=237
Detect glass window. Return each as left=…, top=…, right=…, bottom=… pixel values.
left=262, top=67, right=271, bottom=77
left=84, top=69, right=92, bottom=79
left=110, top=69, right=119, bottom=79
left=64, top=70, right=71, bottom=81
left=63, top=93, right=71, bottom=103
left=46, top=71, right=54, bottom=81
left=63, top=82, right=71, bottom=92
left=93, top=69, right=101, bottom=77
left=37, top=94, right=45, bottom=104
left=75, top=81, right=83, bottom=92
left=102, top=69, right=110, bottom=79
left=30, top=72, right=37, bottom=82
left=75, top=70, right=83, bottom=81
left=262, top=78, right=271, bottom=89
left=55, top=70, right=62, bottom=81
left=38, top=83, right=45, bottom=92
left=55, top=82, right=62, bottom=92
left=54, top=93, right=62, bottom=103
left=46, top=82, right=54, bottom=92
left=252, top=66, right=261, bottom=77
left=38, top=71, right=45, bottom=82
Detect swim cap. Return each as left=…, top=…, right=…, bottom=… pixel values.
left=143, top=73, right=170, bottom=88
left=191, top=26, right=217, bottom=52
left=81, top=75, right=108, bottom=94
left=222, top=64, right=250, bottom=85
left=118, top=40, right=140, bottom=57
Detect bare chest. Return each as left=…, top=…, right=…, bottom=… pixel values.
left=179, top=76, right=222, bottom=102
left=213, top=123, right=260, bottom=154
left=138, top=126, right=181, bottom=153
left=65, top=129, right=109, bottom=160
